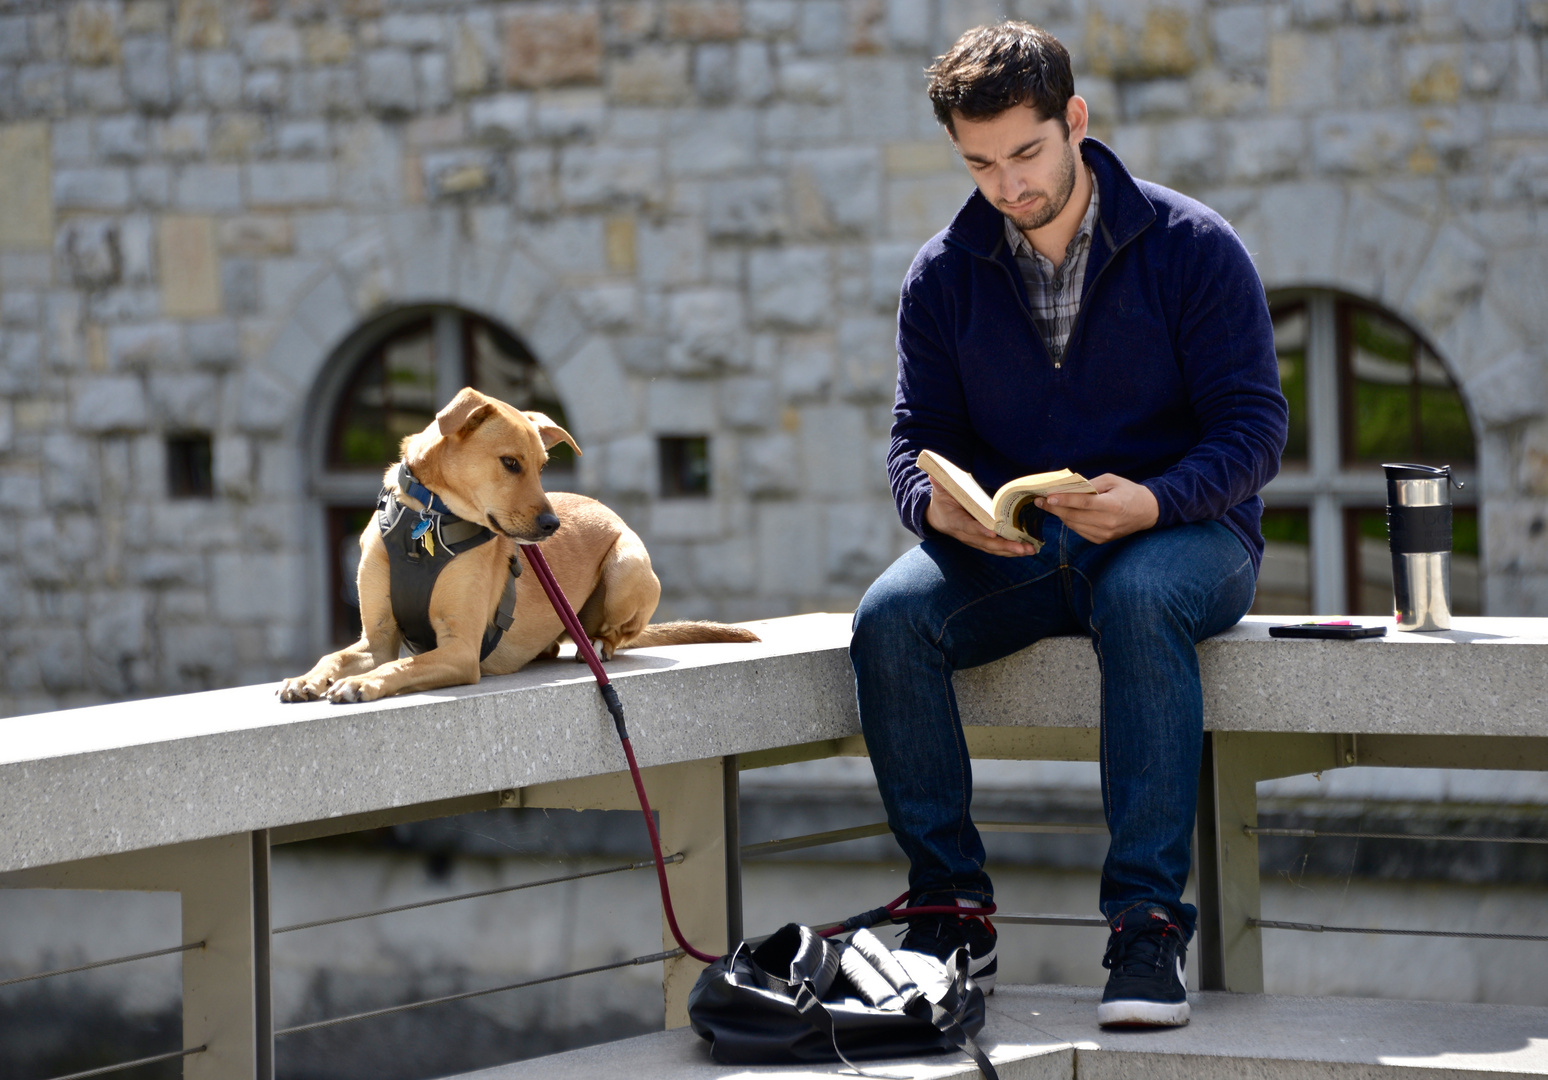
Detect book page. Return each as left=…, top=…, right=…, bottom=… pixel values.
left=915, top=450, right=997, bottom=532
left=991, top=470, right=1098, bottom=523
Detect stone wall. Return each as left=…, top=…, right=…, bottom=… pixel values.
left=0, top=0, right=1545, bottom=714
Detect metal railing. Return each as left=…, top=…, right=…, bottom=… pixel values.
left=15, top=802, right=1548, bottom=1079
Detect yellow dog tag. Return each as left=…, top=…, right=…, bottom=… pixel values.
left=423, top=529, right=435, bottom=556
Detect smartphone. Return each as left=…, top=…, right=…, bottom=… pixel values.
left=1269, top=622, right=1387, bottom=640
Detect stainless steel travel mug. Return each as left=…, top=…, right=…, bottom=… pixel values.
left=1384, top=463, right=1458, bottom=632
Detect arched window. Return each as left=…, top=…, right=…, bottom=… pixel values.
left=1253, top=291, right=1480, bottom=617
left=311, top=306, right=574, bottom=645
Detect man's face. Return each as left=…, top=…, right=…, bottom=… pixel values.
left=950, top=100, right=1087, bottom=233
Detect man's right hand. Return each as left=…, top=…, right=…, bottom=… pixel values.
left=925, top=482, right=1040, bottom=557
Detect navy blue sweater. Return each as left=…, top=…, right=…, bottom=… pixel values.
left=889, top=139, right=1288, bottom=571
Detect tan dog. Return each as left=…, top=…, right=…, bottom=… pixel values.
left=280, top=387, right=758, bottom=704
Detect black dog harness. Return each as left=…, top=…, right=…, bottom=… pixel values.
left=377, top=462, right=519, bottom=661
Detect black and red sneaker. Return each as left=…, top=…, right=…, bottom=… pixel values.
left=898, top=897, right=998, bottom=993
left=1097, top=906, right=1189, bottom=1027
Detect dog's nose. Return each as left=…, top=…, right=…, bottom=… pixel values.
left=536, top=512, right=561, bottom=536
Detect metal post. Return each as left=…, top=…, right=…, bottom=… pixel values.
left=723, top=755, right=743, bottom=949
left=1194, top=733, right=1226, bottom=990
left=253, top=830, right=273, bottom=1080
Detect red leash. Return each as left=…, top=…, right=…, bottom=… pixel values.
left=522, top=545, right=720, bottom=964
left=521, top=546, right=995, bottom=964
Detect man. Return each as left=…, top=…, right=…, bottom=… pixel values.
left=850, top=22, right=1287, bottom=1027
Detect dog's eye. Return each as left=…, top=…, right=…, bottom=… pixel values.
left=500, top=457, right=522, bottom=474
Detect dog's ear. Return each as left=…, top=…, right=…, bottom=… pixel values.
left=437, top=388, right=497, bottom=437
left=525, top=411, right=582, bottom=456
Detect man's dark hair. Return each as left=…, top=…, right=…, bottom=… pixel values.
left=926, top=21, right=1074, bottom=135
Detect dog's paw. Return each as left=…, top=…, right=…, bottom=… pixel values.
left=278, top=677, right=328, bottom=702
left=324, top=676, right=384, bottom=703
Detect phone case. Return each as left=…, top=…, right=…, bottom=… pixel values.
left=1268, top=623, right=1387, bottom=640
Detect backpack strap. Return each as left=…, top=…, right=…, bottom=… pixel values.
left=910, top=997, right=1000, bottom=1080
left=792, top=980, right=890, bottom=1080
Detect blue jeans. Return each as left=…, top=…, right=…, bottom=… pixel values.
left=849, top=518, right=1256, bottom=940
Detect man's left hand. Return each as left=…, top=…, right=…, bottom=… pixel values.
left=1035, top=474, right=1159, bottom=544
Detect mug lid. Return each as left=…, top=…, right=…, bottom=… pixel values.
left=1383, top=462, right=1451, bottom=481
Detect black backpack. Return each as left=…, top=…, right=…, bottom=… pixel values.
left=686, top=923, right=999, bottom=1079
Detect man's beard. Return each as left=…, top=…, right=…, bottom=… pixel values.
left=1001, top=141, right=1078, bottom=233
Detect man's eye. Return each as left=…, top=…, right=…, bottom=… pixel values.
left=500, top=457, right=522, bottom=474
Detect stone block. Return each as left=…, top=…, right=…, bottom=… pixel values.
left=1336, top=27, right=1400, bottom=107
left=560, top=145, right=663, bottom=208
left=1312, top=110, right=1416, bottom=174
left=722, top=375, right=778, bottom=429
left=695, top=42, right=737, bottom=100
left=886, top=174, right=971, bottom=241
left=364, top=49, right=418, bottom=113
left=277, top=120, right=329, bottom=158
left=693, top=538, right=757, bottom=593
left=157, top=111, right=208, bottom=159
left=1348, top=0, right=1410, bottom=22
left=883, top=140, right=954, bottom=176
left=595, top=432, right=655, bottom=495
left=175, top=0, right=226, bottom=49
left=504, top=7, right=602, bottom=88
left=1122, top=78, right=1192, bottom=119
left=0, top=15, right=30, bottom=61
left=288, top=66, right=362, bottom=116
left=133, top=164, right=170, bottom=206
left=107, top=321, right=181, bottom=370
left=757, top=500, right=825, bottom=594
left=244, top=20, right=302, bottom=66
left=736, top=40, right=775, bottom=102
left=417, top=52, right=451, bottom=111
left=552, top=334, right=638, bottom=440
left=1252, top=181, right=1345, bottom=286
left=1457, top=0, right=1517, bottom=36
left=0, top=329, right=42, bottom=393
left=1465, top=349, right=1548, bottom=425
left=155, top=215, right=220, bottom=318
left=1336, top=189, right=1434, bottom=304
left=123, top=35, right=173, bottom=109
left=0, top=124, right=53, bottom=250
left=1269, top=32, right=1338, bottom=110
left=637, top=220, right=706, bottom=286
left=1224, top=117, right=1306, bottom=181
left=469, top=92, right=532, bottom=144
left=212, top=550, right=303, bottom=621
left=1404, top=223, right=1487, bottom=332
left=667, top=106, right=757, bottom=176
left=789, top=147, right=882, bottom=236
left=826, top=501, right=893, bottom=585
left=798, top=0, right=846, bottom=54
left=173, top=163, right=242, bottom=211
left=1292, top=0, right=1342, bottom=22
left=762, top=101, right=845, bottom=146
left=185, top=318, right=240, bottom=367
left=663, top=0, right=741, bottom=39
left=750, top=247, right=832, bottom=330
left=42, top=431, right=97, bottom=508
left=1086, top=0, right=1202, bottom=80
left=19, top=62, right=68, bottom=115
left=535, top=88, right=606, bottom=137
left=668, top=287, right=747, bottom=372
left=780, top=57, right=842, bottom=103
left=335, top=119, right=401, bottom=208
left=73, top=375, right=148, bottom=431
left=198, top=52, right=243, bottom=108
left=382, top=13, right=445, bottom=48
left=52, top=117, right=92, bottom=166
left=646, top=376, right=717, bottom=432
left=1211, top=5, right=1268, bottom=68
left=609, top=43, right=692, bottom=105
left=97, top=114, right=149, bottom=162
left=1402, top=43, right=1461, bottom=104
left=571, top=282, right=637, bottom=329
left=707, top=175, right=788, bottom=239
left=67, top=2, right=120, bottom=65
left=244, top=68, right=285, bottom=109
left=247, top=161, right=334, bottom=207
left=746, top=0, right=799, bottom=34
left=835, top=315, right=895, bottom=402
left=149, top=372, right=219, bottom=428
left=54, top=167, right=131, bottom=210
left=840, top=56, right=916, bottom=142
left=304, top=23, right=354, bottom=65
left=1486, top=246, right=1548, bottom=344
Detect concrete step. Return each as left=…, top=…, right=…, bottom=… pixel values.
left=452, top=984, right=1548, bottom=1080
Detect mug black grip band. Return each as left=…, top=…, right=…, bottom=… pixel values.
left=1387, top=504, right=1452, bottom=554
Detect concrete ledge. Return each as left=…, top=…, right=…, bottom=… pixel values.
left=1, top=614, right=1545, bottom=872
left=453, top=984, right=1548, bottom=1079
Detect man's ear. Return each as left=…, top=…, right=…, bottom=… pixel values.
left=436, top=387, right=497, bottom=437
left=1065, top=94, right=1089, bottom=144
left=525, top=411, right=582, bottom=456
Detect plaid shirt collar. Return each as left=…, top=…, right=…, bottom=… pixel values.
left=1002, top=168, right=1100, bottom=288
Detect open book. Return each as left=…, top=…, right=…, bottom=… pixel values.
left=916, top=449, right=1097, bottom=548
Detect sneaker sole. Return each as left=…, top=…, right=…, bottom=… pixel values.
left=1096, top=998, right=1190, bottom=1028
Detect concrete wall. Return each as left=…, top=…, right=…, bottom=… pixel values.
left=1, top=0, right=1546, bottom=713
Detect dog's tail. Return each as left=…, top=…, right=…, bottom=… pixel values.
left=623, top=621, right=761, bottom=647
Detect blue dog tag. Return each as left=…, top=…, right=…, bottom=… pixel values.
left=411, top=517, right=431, bottom=540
